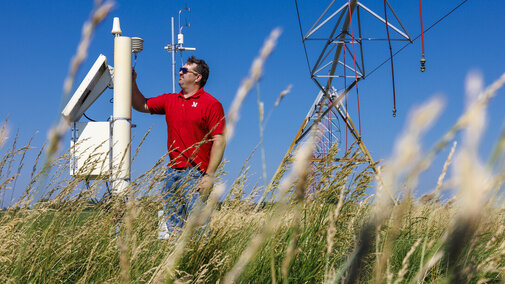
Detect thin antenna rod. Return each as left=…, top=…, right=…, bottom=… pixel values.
left=171, top=17, right=176, bottom=93
left=164, top=8, right=196, bottom=93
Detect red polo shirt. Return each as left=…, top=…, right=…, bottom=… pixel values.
left=146, top=88, right=225, bottom=172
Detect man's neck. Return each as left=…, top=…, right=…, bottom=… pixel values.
left=182, top=86, right=200, bottom=98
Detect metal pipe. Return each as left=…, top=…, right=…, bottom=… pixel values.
left=171, top=17, right=176, bottom=93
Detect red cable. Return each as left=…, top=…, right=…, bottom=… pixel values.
left=419, top=0, right=426, bottom=72
left=347, top=0, right=361, bottom=135
left=343, top=46, right=348, bottom=151
left=419, top=0, right=425, bottom=57
left=327, top=73, right=331, bottom=156
left=384, top=0, right=397, bottom=117
left=328, top=100, right=332, bottom=155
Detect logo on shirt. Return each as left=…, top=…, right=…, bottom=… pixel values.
left=192, top=102, right=198, bottom=108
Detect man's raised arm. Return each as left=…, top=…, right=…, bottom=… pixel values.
left=132, top=69, right=150, bottom=113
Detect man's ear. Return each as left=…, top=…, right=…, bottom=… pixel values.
left=195, top=74, right=202, bottom=84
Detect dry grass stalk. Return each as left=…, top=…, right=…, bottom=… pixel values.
left=119, top=190, right=136, bottom=284
left=223, top=135, right=314, bottom=284
left=225, top=28, right=282, bottom=142
left=2, top=130, right=18, bottom=189
left=324, top=180, right=348, bottom=281
left=344, top=97, right=444, bottom=283
left=0, top=120, right=9, bottom=149
left=432, top=140, right=457, bottom=201
left=393, top=238, right=421, bottom=284
left=132, top=126, right=152, bottom=163
left=256, top=84, right=268, bottom=190
left=445, top=71, right=493, bottom=282
left=408, top=70, right=505, bottom=182
left=259, top=84, right=293, bottom=143
left=489, top=123, right=505, bottom=167
left=8, top=134, right=37, bottom=207
left=47, top=0, right=114, bottom=163
left=324, top=210, right=337, bottom=282
left=414, top=251, right=444, bottom=282
left=274, top=84, right=292, bottom=107
left=227, top=28, right=282, bottom=210
left=151, top=183, right=225, bottom=283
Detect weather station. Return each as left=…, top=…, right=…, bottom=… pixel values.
left=164, top=8, right=196, bottom=93
left=61, top=17, right=143, bottom=194
left=61, top=8, right=196, bottom=194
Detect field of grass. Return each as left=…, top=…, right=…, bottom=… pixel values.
left=2, top=3, right=505, bottom=282
left=0, top=131, right=505, bottom=283
left=2, top=72, right=505, bottom=282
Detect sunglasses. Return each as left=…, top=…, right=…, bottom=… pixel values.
left=179, top=67, right=200, bottom=76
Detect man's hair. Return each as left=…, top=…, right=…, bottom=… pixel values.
left=187, top=56, right=209, bottom=88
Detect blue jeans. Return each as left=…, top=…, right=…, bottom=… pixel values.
left=162, top=167, right=203, bottom=233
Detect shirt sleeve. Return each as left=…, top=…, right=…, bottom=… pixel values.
left=146, top=94, right=169, bottom=114
left=207, top=101, right=226, bottom=137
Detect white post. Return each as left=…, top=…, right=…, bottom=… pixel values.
left=112, top=18, right=132, bottom=194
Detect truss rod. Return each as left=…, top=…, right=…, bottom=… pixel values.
left=312, top=78, right=377, bottom=173
left=357, top=5, right=366, bottom=77
left=357, top=2, right=410, bottom=40
left=296, top=79, right=357, bottom=144
left=306, top=0, right=338, bottom=38
left=326, top=0, right=357, bottom=89
left=295, top=0, right=313, bottom=77
left=306, top=3, right=348, bottom=38
left=315, top=75, right=362, bottom=78
left=311, top=12, right=345, bottom=75
left=313, top=58, right=363, bottom=77
left=344, top=43, right=364, bottom=76
left=385, top=0, right=413, bottom=42
left=306, top=37, right=410, bottom=41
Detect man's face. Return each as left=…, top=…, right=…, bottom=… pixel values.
left=178, top=62, right=200, bottom=89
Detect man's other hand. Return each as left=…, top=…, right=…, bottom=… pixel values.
left=198, top=174, right=215, bottom=196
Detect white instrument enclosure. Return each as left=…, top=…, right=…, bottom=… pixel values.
left=70, top=121, right=111, bottom=178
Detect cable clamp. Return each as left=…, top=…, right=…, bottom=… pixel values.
left=111, top=117, right=131, bottom=123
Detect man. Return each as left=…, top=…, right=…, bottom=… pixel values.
left=132, top=56, right=226, bottom=238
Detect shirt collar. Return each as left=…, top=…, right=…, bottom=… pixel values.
left=178, top=87, right=205, bottom=99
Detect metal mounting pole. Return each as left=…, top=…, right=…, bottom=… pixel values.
left=171, top=17, right=176, bottom=93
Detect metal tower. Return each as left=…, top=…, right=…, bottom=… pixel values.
left=270, top=0, right=412, bottom=186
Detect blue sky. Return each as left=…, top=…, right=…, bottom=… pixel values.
left=1, top=0, right=504, bottom=204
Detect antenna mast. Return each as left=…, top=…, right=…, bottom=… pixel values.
left=164, top=7, right=196, bottom=93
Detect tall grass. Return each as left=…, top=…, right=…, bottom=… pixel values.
left=3, top=78, right=505, bottom=282
left=2, top=4, right=505, bottom=283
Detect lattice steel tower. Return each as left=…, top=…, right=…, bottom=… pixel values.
left=270, top=0, right=412, bottom=186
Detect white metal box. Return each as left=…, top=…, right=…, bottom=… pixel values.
left=70, top=121, right=111, bottom=178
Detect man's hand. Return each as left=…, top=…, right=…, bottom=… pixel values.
left=200, top=134, right=225, bottom=195
left=198, top=174, right=215, bottom=196
left=132, top=68, right=137, bottom=81
left=131, top=68, right=150, bottom=113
